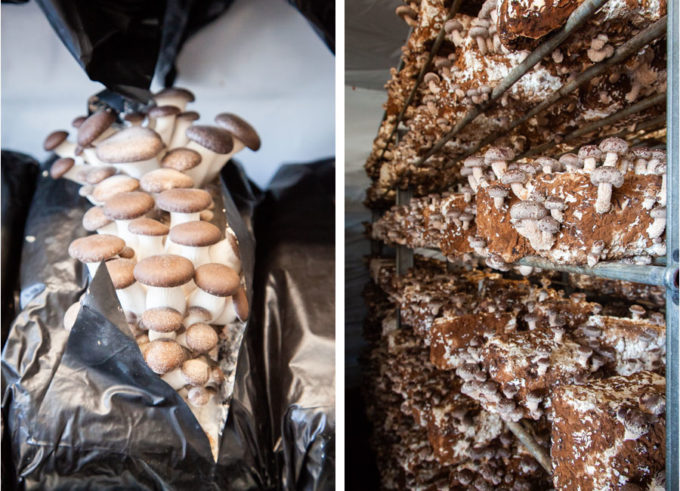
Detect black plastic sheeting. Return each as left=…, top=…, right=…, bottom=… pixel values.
left=2, top=158, right=335, bottom=490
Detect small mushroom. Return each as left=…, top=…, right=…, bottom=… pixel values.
left=68, top=234, right=125, bottom=277
left=590, top=167, right=624, bottom=214
left=188, top=263, right=240, bottom=321
left=444, top=18, right=465, bottom=46
left=210, top=113, right=261, bottom=182
left=468, top=236, right=487, bottom=256
left=161, top=147, right=202, bottom=174
left=587, top=34, right=614, bottom=62
left=578, top=145, right=602, bottom=172
left=44, top=130, right=77, bottom=159
left=134, top=254, right=195, bottom=315
left=459, top=212, right=474, bottom=231
left=77, top=109, right=118, bottom=165
left=153, top=87, right=195, bottom=112
left=463, top=157, right=487, bottom=191
left=599, top=137, right=629, bottom=167
left=536, top=216, right=560, bottom=251
left=485, top=146, right=514, bottom=179
left=647, top=207, right=666, bottom=239
left=128, top=217, right=169, bottom=260
left=141, top=307, right=184, bottom=342
left=544, top=196, right=566, bottom=223
left=485, top=254, right=510, bottom=272
left=103, top=191, right=155, bottom=248
left=167, top=221, right=222, bottom=267
left=49, top=157, right=88, bottom=184
left=106, top=258, right=147, bottom=317
left=395, top=5, right=418, bottom=27
left=629, top=304, right=646, bottom=320
left=184, top=125, right=234, bottom=186
left=148, top=105, right=181, bottom=146
left=510, top=201, right=547, bottom=246
left=144, top=339, right=185, bottom=375
left=168, top=111, right=200, bottom=149
left=559, top=153, right=581, bottom=173
left=535, top=156, right=560, bottom=175
left=162, top=357, right=211, bottom=390
left=487, top=185, right=509, bottom=210
left=629, top=147, right=651, bottom=174
left=501, top=170, right=529, bottom=200
left=95, top=127, right=164, bottom=178
left=82, top=206, right=118, bottom=235
left=184, top=323, right=219, bottom=354
left=156, top=188, right=213, bottom=229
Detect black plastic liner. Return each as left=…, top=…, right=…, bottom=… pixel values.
left=2, top=158, right=335, bottom=490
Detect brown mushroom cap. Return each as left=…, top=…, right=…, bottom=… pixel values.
left=161, top=148, right=202, bottom=171
left=590, top=167, right=624, bottom=187
left=144, top=340, right=185, bottom=374
left=538, top=216, right=560, bottom=233
left=214, top=113, right=261, bottom=151
left=558, top=153, right=580, bottom=167
left=148, top=105, right=181, bottom=118
left=119, top=246, right=136, bottom=259
left=177, top=111, right=200, bottom=122
left=501, top=170, right=528, bottom=185
left=169, top=221, right=222, bottom=247
left=181, top=358, right=210, bottom=385
left=629, top=147, right=652, bottom=159
left=194, top=263, right=240, bottom=297
left=134, top=254, right=195, bottom=287
left=44, top=130, right=69, bottom=151
left=50, top=158, right=75, bottom=179
left=578, top=145, right=602, bottom=161
left=68, top=234, right=125, bottom=263
left=141, top=307, right=183, bottom=333
left=233, top=287, right=249, bottom=321
left=463, top=156, right=486, bottom=168
left=140, top=168, right=195, bottom=193
left=185, top=323, right=219, bottom=353
left=187, top=386, right=213, bottom=406
left=186, top=125, right=234, bottom=154
left=155, top=87, right=195, bottom=103
left=82, top=206, right=114, bottom=231
left=128, top=217, right=169, bottom=237
left=535, top=157, right=560, bottom=171
left=395, top=5, right=417, bottom=19
left=77, top=109, right=116, bottom=147
left=96, top=127, right=164, bottom=163
left=92, top=175, right=140, bottom=203
left=510, top=201, right=547, bottom=221
left=123, top=112, right=146, bottom=125
left=485, top=147, right=515, bottom=162
left=599, top=137, right=629, bottom=155
left=156, top=188, right=212, bottom=214
left=84, top=166, right=117, bottom=184
left=72, top=116, right=87, bottom=128
left=105, top=258, right=137, bottom=289
left=103, top=191, right=155, bottom=220
left=185, top=306, right=212, bottom=323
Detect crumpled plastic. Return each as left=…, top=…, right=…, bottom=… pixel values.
left=2, top=158, right=335, bottom=490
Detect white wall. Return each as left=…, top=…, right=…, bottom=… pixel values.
left=1, top=0, right=335, bottom=189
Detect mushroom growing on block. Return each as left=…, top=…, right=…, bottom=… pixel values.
left=590, top=167, right=624, bottom=214
left=463, top=156, right=488, bottom=191
left=161, top=148, right=202, bottom=174
left=184, top=125, right=234, bottom=186
left=535, top=157, right=561, bottom=175
left=68, top=234, right=126, bottom=277
left=103, top=191, right=155, bottom=249
left=487, top=185, right=509, bottom=210
left=485, top=146, right=514, bottom=180
left=189, top=263, right=240, bottom=321
left=156, top=188, right=213, bottom=229
left=501, top=170, right=529, bottom=200
left=544, top=196, right=566, bottom=223
left=647, top=207, right=666, bottom=239
left=629, top=147, right=651, bottom=174
left=77, top=109, right=117, bottom=166
left=147, top=105, right=180, bottom=146
left=559, top=153, right=581, bottom=173
left=96, top=127, right=164, bottom=179
left=50, top=157, right=89, bottom=184
left=128, top=217, right=169, bottom=260
left=167, top=221, right=222, bottom=267
left=214, top=286, right=249, bottom=325
left=510, top=201, right=548, bottom=249
left=209, top=231, right=241, bottom=273
left=537, top=216, right=560, bottom=251
left=134, top=254, right=195, bottom=315
left=184, top=323, right=219, bottom=355
left=143, top=339, right=186, bottom=375
left=140, top=168, right=195, bottom=195
left=209, top=113, right=261, bottom=183
left=106, top=258, right=147, bottom=317
left=141, top=307, right=184, bottom=342
left=91, top=175, right=140, bottom=205
left=82, top=206, right=118, bottom=235
left=153, top=87, right=195, bottom=112
left=163, top=357, right=211, bottom=390
left=578, top=145, right=602, bottom=172
left=599, top=137, right=629, bottom=167
left=168, top=111, right=200, bottom=149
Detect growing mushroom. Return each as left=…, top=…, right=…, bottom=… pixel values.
left=587, top=240, right=606, bottom=267
left=128, top=217, right=169, bottom=260
left=537, top=216, right=560, bottom=251
left=134, top=254, right=195, bottom=315
left=590, top=167, right=624, bottom=214
left=68, top=234, right=126, bottom=277
left=510, top=200, right=547, bottom=248
left=184, top=323, right=219, bottom=355
left=148, top=105, right=180, bottom=146
left=44, top=130, right=77, bottom=159
left=535, top=157, right=561, bottom=175
left=140, top=168, right=195, bottom=195
left=463, top=157, right=487, bottom=191
left=49, top=157, right=88, bottom=184
left=487, top=185, right=509, bottom=210
left=647, top=207, right=666, bottom=239
left=189, top=263, right=240, bottom=321
left=544, top=196, right=566, bottom=223
left=153, top=87, right=195, bottom=112
left=82, top=206, right=118, bottom=235
left=559, top=153, right=581, bottom=173
left=84, top=166, right=117, bottom=185
left=445, top=18, right=465, bottom=46
left=395, top=5, right=418, bottom=27
left=587, top=34, right=614, bottom=62
left=156, top=188, right=213, bottom=229
left=214, top=286, right=249, bottom=325
left=500, top=170, right=529, bottom=200
left=141, top=307, right=184, bottom=342
left=96, top=127, right=164, bottom=178
left=163, top=357, right=211, bottom=390
left=578, top=145, right=602, bottom=172
left=485, top=146, right=514, bottom=180
left=185, top=125, right=234, bottom=186
left=167, top=221, right=222, bottom=267
left=143, top=339, right=186, bottom=375
left=123, top=112, right=145, bottom=127
left=161, top=147, right=202, bottom=174
left=468, top=236, right=487, bottom=257
left=106, top=258, right=147, bottom=317
left=91, top=175, right=140, bottom=205
left=629, top=147, right=651, bottom=174
left=77, top=109, right=117, bottom=166
left=169, top=111, right=200, bottom=149
left=209, top=113, right=261, bottom=182
left=599, top=137, right=629, bottom=167
left=103, top=191, right=155, bottom=249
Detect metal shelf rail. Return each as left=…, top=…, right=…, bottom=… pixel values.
left=368, top=0, right=680, bottom=486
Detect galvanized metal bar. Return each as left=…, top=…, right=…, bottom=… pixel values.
left=449, top=17, right=667, bottom=166
left=665, top=2, right=679, bottom=488
left=507, top=421, right=552, bottom=474
left=378, top=0, right=463, bottom=162
left=415, top=0, right=609, bottom=167
left=518, top=92, right=666, bottom=160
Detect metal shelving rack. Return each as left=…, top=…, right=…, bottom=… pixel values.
left=370, top=0, right=680, bottom=487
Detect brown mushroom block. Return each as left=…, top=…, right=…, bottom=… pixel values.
left=551, top=371, right=665, bottom=491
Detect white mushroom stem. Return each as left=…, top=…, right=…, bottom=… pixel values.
left=113, top=219, right=139, bottom=249
left=492, top=196, right=505, bottom=209
left=164, top=239, right=212, bottom=267
left=188, top=289, right=226, bottom=321
left=115, top=283, right=147, bottom=317
left=146, top=286, right=187, bottom=315
left=550, top=210, right=563, bottom=222
left=517, top=220, right=541, bottom=250
left=154, top=115, right=177, bottom=146
left=135, top=235, right=166, bottom=260
left=467, top=175, right=479, bottom=193
left=110, top=158, right=159, bottom=179
left=59, top=165, right=90, bottom=185
left=169, top=212, right=201, bottom=229
left=81, top=148, right=110, bottom=167
left=603, top=152, right=619, bottom=167
left=54, top=140, right=78, bottom=159
left=510, top=183, right=528, bottom=200
left=490, top=161, right=507, bottom=179
left=647, top=216, right=666, bottom=239
left=162, top=367, right=187, bottom=390
left=168, top=119, right=193, bottom=149
left=148, top=329, right=177, bottom=342
left=594, top=183, right=614, bottom=214
left=658, top=175, right=666, bottom=207
left=184, top=142, right=217, bottom=187
left=210, top=238, right=241, bottom=274
left=96, top=222, right=119, bottom=235
left=203, top=139, right=246, bottom=184
left=584, top=157, right=597, bottom=172
left=634, top=159, right=647, bottom=174
left=214, top=296, right=238, bottom=325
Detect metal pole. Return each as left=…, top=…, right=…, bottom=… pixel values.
left=665, top=3, right=679, bottom=489
left=414, top=0, right=609, bottom=167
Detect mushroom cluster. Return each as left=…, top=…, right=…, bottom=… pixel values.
left=48, top=88, right=259, bottom=458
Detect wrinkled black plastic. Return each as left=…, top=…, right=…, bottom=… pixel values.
left=32, top=0, right=234, bottom=102
left=2, top=159, right=335, bottom=489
